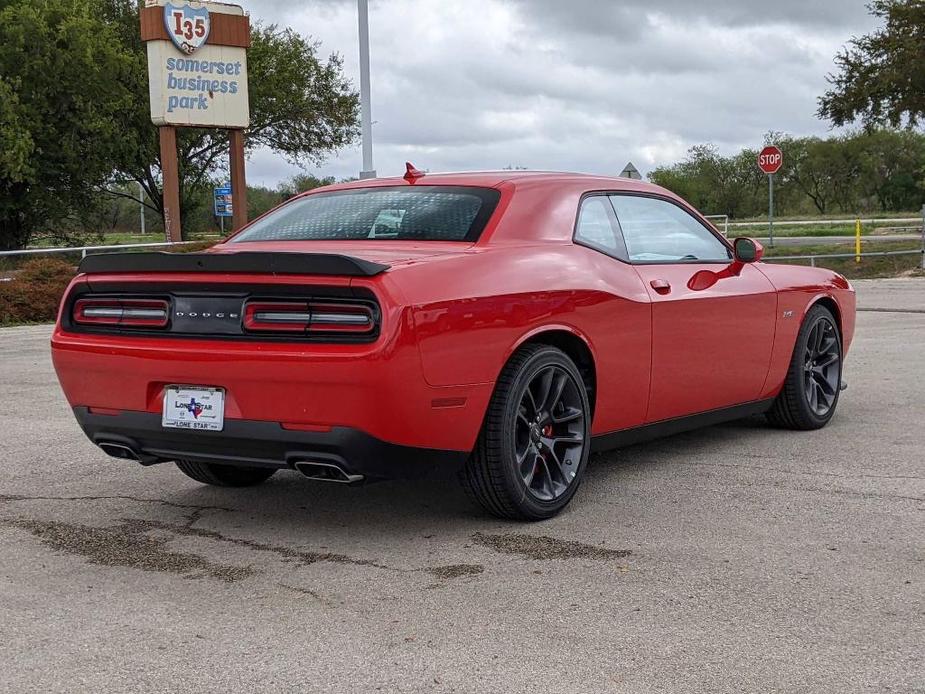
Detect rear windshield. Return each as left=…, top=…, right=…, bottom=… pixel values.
left=232, top=186, right=501, bottom=243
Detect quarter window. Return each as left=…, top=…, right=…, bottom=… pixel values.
left=575, top=196, right=626, bottom=259
left=608, top=195, right=731, bottom=263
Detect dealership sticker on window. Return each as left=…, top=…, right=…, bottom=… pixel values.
left=162, top=386, right=225, bottom=431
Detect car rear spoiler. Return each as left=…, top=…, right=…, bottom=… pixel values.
left=77, top=251, right=390, bottom=277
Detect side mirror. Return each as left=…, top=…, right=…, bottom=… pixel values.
left=733, top=237, right=764, bottom=263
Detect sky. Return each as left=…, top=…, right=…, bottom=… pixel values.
left=243, top=0, right=879, bottom=187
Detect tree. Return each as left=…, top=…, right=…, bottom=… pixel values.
left=98, top=0, right=359, bottom=238
left=0, top=0, right=359, bottom=249
left=819, top=0, right=925, bottom=128
left=0, top=0, right=137, bottom=249
left=278, top=174, right=336, bottom=200
left=855, top=129, right=925, bottom=210
left=649, top=130, right=925, bottom=218
left=649, top=145, right=764, bottom=217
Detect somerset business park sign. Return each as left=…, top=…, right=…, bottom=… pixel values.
left=141, top=0, right=250, bottom=128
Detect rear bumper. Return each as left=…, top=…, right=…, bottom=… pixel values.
left=51, top=326, right=493, bottom=452
left=74, top=407, right=468, bottom=481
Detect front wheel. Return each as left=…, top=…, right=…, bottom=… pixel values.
left=175, top=460, right=277, bottom=487
left=461, top=344, right=591, bottom=521
left=767, top=304, right=843, bottom=430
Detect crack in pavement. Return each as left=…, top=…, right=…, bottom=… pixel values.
left=0, top=494, right=392, bottom=580
left=133, top=518, right=393, bottom=570
left=0, top=493, right=233, bottom=514
left=2, top=517, right=256, bottom=583
left=2, top=494, right=607, bottom=582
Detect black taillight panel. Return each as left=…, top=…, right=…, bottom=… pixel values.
left=63, top=285, right=381, bottom=343
left=243, top=300, right=376, bottom=336
left=73, top=298, right=169, bottom=329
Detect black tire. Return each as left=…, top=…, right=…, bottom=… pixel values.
left=461, top=344, right=591, bottom=521
left=175, top=460, right=277, bottom=487
left=767, top=304, right=843, bottom=430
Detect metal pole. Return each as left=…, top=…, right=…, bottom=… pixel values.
left=855, top=218, right=862, bottom=264
left=920, top=204, right=924, bottom=270
left=768, top=173, right=775, bottom=248
left=138, top=181, right=146, bottom=235
left=358, top=0, right=376, bottom=179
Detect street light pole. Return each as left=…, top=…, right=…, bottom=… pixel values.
left=358, top=0, right=376, bottom=179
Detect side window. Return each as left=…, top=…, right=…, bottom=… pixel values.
left=575, top=196, right=627, bottom=260
left=608, top=195, right=731, bottom=263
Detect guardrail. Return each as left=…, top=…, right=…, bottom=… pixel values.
left=727, top=217, right=922, bottom=229
left=704, top=214, right=729, bottom=237
left=764, top=248, right=925, bottom=268
left=0, top=240, right=199, bottom=259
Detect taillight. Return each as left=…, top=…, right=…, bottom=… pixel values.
left=244, top=300, right=375, bottom=335
left=243, top=301, right=312, bottom=333
left=73, top=298, right=169, bottom=328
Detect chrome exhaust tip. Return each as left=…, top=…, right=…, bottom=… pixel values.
left=293, top=461, right=364, bottom=485
left=98, top=442, right=142, bottom=462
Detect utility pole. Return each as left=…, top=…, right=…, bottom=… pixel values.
left=358, top=0, right=376, bottom=179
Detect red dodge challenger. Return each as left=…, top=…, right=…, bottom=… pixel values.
left=51, top=169, right=856, bottom=520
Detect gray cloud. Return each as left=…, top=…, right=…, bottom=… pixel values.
left=241, top=0, right=878, bottom=188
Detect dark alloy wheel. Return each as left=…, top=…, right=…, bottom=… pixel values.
left=802, top=318, right=841, bottom=417
left=515, top=364, right=586, bottom=501
left=461, top=344, right=591, bottom=520
left=767, top=304, right=843, bottom=430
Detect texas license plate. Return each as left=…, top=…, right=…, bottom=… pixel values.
left=162, top=386, right=225, bottom=431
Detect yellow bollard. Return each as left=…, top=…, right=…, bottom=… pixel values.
left=855, top=218, right=862, bottom=264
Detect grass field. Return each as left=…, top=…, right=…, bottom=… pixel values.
left=763, top=239, right=924, bottom=279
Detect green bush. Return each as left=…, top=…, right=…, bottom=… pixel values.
left=0, top=258, right=75, bottom=325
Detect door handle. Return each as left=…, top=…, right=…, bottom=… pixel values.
left=650, top=278, right=671, bottom=295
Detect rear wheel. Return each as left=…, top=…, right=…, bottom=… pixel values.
left=767, top=304, right=843, bottom=430
left=461, top=344, right=591, bottom=521
left=175, top=460, right=277, bottom=487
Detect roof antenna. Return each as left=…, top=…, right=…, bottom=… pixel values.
left=404, top=162, right=425, bottom=183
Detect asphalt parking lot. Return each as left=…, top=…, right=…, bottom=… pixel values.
left=0, top=278, right=922, bottom=693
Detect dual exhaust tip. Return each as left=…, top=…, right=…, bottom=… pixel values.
left=98, top=442, right=144, bottom=462
left=293, top=461, right=364, bottom=485
left=97, top=442, right=364, bottom=485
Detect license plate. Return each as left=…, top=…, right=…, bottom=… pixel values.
left=162, top=386, right=225, bottom=431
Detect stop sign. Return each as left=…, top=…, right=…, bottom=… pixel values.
left=758, top=146, right=783, bottom=175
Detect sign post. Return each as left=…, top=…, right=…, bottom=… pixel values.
left=758, top=145, right=783, bottom=248
left=159, top=125, right=182, bottom=243
left=921, top=204, right=925, bottom=270
left=855, top=219, right=862, bottom=264
left=213, top=183, right=233, bottom=234
left=140, top=1, right=251, bottom=241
